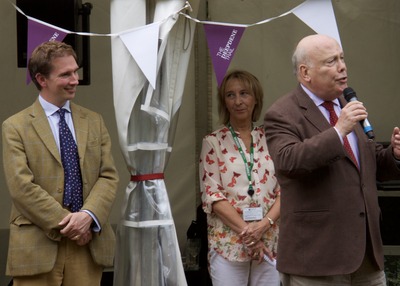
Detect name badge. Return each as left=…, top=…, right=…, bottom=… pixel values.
left=243, top=207, right=263, bottom=221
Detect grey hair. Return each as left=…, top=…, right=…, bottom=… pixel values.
left=292, top=44, right=312, bottom=77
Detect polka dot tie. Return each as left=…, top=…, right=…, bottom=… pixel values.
left=58, top=108, right=83, bottom=212
left=321, top=101, right=359, bottom=168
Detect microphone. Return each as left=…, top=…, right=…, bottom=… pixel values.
left=343, top=87, right=375, bottom=139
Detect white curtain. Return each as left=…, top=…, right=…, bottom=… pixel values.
left=110, top=0, right=199, bottom=285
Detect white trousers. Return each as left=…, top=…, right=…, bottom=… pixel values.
left=209, top=249, right=280, bottom=286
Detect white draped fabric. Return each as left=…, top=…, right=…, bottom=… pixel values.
left=110, top=1, right=199, bottom=285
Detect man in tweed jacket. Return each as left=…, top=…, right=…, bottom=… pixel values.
left=2, top=41, right=119, bottom=285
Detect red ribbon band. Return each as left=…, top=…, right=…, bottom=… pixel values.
left=130, top=173, right=165, bottom=181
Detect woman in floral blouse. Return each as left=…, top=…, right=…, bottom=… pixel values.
left=199, top=70, right=281, bottom=286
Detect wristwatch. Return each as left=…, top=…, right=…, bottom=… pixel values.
left=266, top=216, right=274, bottom=226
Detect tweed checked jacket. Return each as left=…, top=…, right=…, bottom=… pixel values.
left=2, top=98, right=119, bottom=276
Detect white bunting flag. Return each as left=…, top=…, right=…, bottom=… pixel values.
left=292, top=0, right=341, bottom=46
left=119, top=22, right=160, bottom=89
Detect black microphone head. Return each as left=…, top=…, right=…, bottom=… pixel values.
left=343, top=87, right=357, bottom=101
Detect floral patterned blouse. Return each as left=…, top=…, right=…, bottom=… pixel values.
left=199, top=125, right=280, bottom=262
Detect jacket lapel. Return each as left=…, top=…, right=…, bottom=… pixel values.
left=70, top=103, right=88, bottom=163
left=31, top=99, right=62, bottom=165
left=295, top=85, right=330, bottom=133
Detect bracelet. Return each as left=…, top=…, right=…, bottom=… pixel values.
left=266, top=216, right=274, bottom=226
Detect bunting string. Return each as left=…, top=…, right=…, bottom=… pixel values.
left=11, top=0, right=340, bottom=87
left=178, top=7, right=293, bottom=28
left=12, top=1, right=192, bottom=37
left=11, top=0, right=338, bottom=43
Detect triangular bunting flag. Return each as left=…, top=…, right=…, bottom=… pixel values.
left=26, top=18, right=69, bottom=84
left=203, top=24, right=246, bottom=86
left=292, top=0, right=341, bottom=46
left=119, top=22, right=160, bottom=90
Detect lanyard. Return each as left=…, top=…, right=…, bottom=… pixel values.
left=227, top=123, right=254, bottom=196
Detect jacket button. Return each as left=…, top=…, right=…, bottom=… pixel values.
left=359, top=212, right=365, bottom=217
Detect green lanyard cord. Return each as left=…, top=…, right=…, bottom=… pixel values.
left=227, top=123, right=254, bottom=196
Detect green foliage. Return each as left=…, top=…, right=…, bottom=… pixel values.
left=385, top=256, right=400, bottom=285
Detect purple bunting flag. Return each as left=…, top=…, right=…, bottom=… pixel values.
left=203, top=24, right=245, bottom=86
left=26, top=19, right=68, bottom=84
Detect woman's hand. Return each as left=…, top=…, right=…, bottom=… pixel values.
left=247, top=240, right=274, bottom=264
left=240, top=220, right=268, bottom=247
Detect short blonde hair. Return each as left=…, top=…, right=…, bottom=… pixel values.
left=217, top=70, right=264, bottom=125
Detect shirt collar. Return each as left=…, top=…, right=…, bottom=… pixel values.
left=38, top=95, right=71, bottom=117
left=300, top=84, right=340, bottom=107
